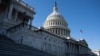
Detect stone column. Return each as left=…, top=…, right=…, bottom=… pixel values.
left=57, top=28, right=58, bottom=34
left=15, top=10, right=18, bottom=21
left=64, top=29, right=65, bottom=36
left=52, top=28, right=54, bottom=33
left=54, top=28, right=55, bottom=34
left=79, top=45, right=80, bottom=54
left=61, top=29, right=63, bottom=36
left=56, top=28, right=57, bottom=34
left=64, top=30, right=66, bottom=36
left=53, top=29, right=54, bottom=33
left=58, top=28, right=60, bottom=35
left=53, top=28, right=55, bottom=33
left=64, top=29, right=66, bottom=36
left=70, top=43, right=72, bottom=53
left=58, top=28, right=59, bottom=35
left=51, top=28, right=53, bottom=33
left=59, top=29, right=61, bottom=35
left=69, top=42, right=70, bottom=52
left=69, top=42, right=71, bottom=56
left=30, top=18, right=33, bottom=26
left=8, top=4, right=13, bottom=19
left=4, top=7, right=8, bottom=19
left=52, top=28, right=53, bottom=33
left=66, top=32, right=68, bottom=36
left=63, top=29, right=64, bottom=36
left=60, top=29, right=61, bottom=35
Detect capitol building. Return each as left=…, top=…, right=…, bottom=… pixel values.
left=0, top=0, right=92, bottom=56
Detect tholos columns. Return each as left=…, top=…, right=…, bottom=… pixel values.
left=15, top=10, right=18, bottom=21
left=8, top=4, right=13, bottom=19
left=29, top=18, right=33, bottom=27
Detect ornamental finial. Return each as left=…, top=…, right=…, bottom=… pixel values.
left=53, top=2, right=58, bottom=12
left=55, top=2, right=57, bottom=7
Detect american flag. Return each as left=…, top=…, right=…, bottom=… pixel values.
left=80, top=29, right=83, bottom=33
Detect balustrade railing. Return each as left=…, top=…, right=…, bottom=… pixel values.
left=16, top=0, right=34, bottom=11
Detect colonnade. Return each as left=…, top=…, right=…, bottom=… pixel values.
left=66, top=42, right=89, bottom=56
left=7, top=3, right=33, bottom=26
left=48, top=28, right=70, bottom=37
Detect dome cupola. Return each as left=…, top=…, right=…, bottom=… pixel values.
left=43, top=2, right=70, bottom=37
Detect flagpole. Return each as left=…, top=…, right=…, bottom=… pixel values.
left=80, top=29, right=83, bottom=39
left=80, top=31, right=81, bottom=39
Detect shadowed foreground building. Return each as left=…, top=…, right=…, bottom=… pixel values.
left=0, top=0, right=92, bottom=56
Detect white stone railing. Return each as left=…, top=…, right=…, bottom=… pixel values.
left=6, top=22, right=38, bottom=34
left=6, top=23, right=27, bottom=33
left=31, top=26, right=38, bottom=30
left=16, top=0, right=34, bottom=11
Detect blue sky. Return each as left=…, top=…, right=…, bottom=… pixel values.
left=23, top=0, right=100, bottom=50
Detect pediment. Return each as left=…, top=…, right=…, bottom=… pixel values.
left=79, top=39, right=88, bottom=46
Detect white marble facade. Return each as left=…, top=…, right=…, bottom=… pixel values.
left=0, top=0, right=91, bottom=56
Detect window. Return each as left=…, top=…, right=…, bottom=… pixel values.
left=58, top=41, right=59, bottom=44
left=49, top=38, right=51, bottom=41
left=44, top=42, right=47, bottom=51
left=12, top=9, right=16, bottom=19
left=44, top=37, right=47, bottom=40
left=54, top=39, right=55, bottom=43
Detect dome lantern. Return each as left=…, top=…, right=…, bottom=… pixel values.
left=53, top=2, right=58, bottom=13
